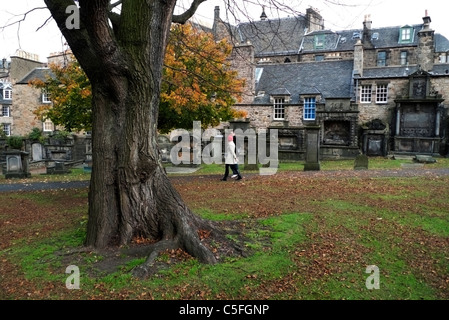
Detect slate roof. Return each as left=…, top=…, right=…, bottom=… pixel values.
left=300, top=25, right=449, bottom=53
left=435, top=33, right=449, bottom=52
left=432, top=64, right=449, bottom=75
left=301, top=24, right=424, bottom=52
left=16, top=67, right=54, bottom=85
left=254, top=60, right=354, bottom=104
left=361, top=66, right=420, bottom=79
left=236, top=16, right=308, bottom=56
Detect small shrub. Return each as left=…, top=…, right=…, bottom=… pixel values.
left=7, top=136, right=23, bottom=150
left=28, top=127, right=46, bottom=144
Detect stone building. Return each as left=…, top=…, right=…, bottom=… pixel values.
left=212, top=7, right=449, bottom=159
left=1, top=50, right=90, bottom=171
left=1, top=49, right=76, bottom=137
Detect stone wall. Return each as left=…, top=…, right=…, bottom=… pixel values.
left=230, top=44, right=255, bottom=104
left=10, top=55, right=45, bottom=84
left=299, top=51, right=353, bottom=63
left=234, top=104, right=306, bottom=130
left=357, top=78, right=409, bottom=126
left=11, top=84, right=44, bottom=136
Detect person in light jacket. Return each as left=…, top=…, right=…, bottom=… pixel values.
left=221, top=132, right=242, bottom=181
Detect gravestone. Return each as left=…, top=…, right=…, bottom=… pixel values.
left=158, top=135, right=173, bottom=163
left=414, top=155, right=436, bottom=164
left=4, top=150, right=31, bottom=179
left=47, top=161, right=71, bottom=175
left=354, top=154, right=369, bottom=170
left=32, top=143, right=43, bottom=161
left=304, top=126, right=321, bottom=171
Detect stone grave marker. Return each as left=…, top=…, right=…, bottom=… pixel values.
left=354, top=154, right=369, bottom=170
left=304, top=126, right=321, bottom=171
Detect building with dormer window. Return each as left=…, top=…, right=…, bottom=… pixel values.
left=212, top=7, right=449, bottom=159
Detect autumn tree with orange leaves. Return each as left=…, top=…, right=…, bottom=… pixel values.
left=30, top=60, right=92, bottom=133
left=31, top=23, right=246, bottom=134
left=159, top=23, right=246, bottom=133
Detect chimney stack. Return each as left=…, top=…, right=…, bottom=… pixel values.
left=417, top=10, right=434, bottom=72
left=422, top=10, right=432, bottom=30
left=363, top=14, right=372, bottom=30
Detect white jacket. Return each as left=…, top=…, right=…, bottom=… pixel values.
left=225, top=141, right=238, bottom=165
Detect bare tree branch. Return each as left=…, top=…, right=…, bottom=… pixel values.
left=172, top=0, right=207, bottom=24
left=0, top=7, right=48, bottom=31
left=109, top=0, right=123, bottom=11
left=36, top=16, right=54, bottom=32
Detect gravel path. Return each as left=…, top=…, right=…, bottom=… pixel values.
left=1, top=167, right=448, bottom=193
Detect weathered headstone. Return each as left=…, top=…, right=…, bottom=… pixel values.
left=354, top=154, right=369, bottom=170
left=304, top=126, right=321, bottom=171
left=47, top=161, right=71, bottom=175
left=32, top=143, right=43, bottom=161
left=4, top=150, right=31, bottom=179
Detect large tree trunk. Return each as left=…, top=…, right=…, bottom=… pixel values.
left=44, top=0, right=219, bottom=276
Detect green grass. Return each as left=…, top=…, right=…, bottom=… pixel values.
left=195, top=208, right=249, bottom=221
left=168, top=157, right=449, bottom=176
left=1, top=171, right=448, bottom=300
left=0, top=167, right=91, bottom=183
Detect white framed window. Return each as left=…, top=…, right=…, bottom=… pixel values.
left=303, top=97, right=316, bottom=120
left=376, top=84, right=388, bottom=103
left=2, top=105, right=10, bottom=117
left=400, top=27, right=413, bottom=43
left=3, top=89, right=12, bottom=100
left=42, top=91, right=51, bottom=104
left=273, top=97, right=285, bottom=120
left=3, top=123, right=11, bottom=136
left=43, top=118, right=54, bottom=132
left=360, top=85, right=372, bottom=103
left=400, top=51, right=408, bottom=66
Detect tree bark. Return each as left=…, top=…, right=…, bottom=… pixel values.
left=44, top=0, right=220, bottom=273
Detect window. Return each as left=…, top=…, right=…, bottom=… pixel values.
left=43, top=118, right=54, bottom=132
left=352, top=32, right=361, bottom=40
left=360, top=85, right=372, bottom=103
left=376, top=84, right=388, bottom=103
left=273, top=97, right=285, bottom=120
left=255, top=67, right=263, bottom=85
left=399, top=27, right=413, bottom=43
left=42, top=91, right=51, bottom=104
left=3, top=123, right=11, bottom=136
left=315, top=55, right=324, bottom=61
left=400, top=51, right=408, bottom=66
left=3, top=89, right=12, bottom=100
left=304, top=97, right=316, bottom=120
left=2, top=105, right=10, bottom=117
left=377, top=51, right=386, bottom=67
left=314, top=34, right=325, bottom=49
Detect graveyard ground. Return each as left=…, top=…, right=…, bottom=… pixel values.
left=0, top=158, right=448, bottom=300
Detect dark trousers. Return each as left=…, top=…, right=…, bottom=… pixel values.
left=222, top=164, right=241, bottom=180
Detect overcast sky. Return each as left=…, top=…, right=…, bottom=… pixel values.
left=1, top=0, right=448, bottom=62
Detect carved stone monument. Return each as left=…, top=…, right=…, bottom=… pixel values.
left=304, top=125, right=321, bottom=171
